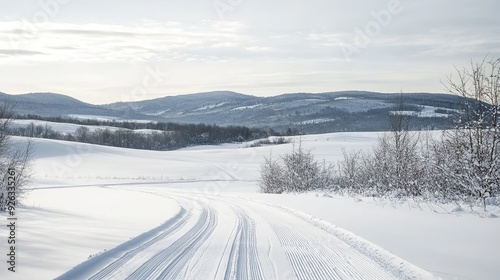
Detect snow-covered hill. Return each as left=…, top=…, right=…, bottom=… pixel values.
left=106, top=91, right=464, bottom=132
left=0, top=134, right=498, bottom=279
left=0, top=90, right=469, bottom=133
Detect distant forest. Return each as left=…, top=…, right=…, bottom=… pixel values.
left=270, top=105, right=458, bottom=134
left=9, top=115, right=295, bottom=150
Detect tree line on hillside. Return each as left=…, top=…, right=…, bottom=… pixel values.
left=8, top=118, right=274, bottom=150
left=269, top=102, right=461, bottom=134
left=260, top=58, right=500, bottom=210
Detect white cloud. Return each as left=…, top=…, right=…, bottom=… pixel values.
left=0, top=20, right=260, bottom=63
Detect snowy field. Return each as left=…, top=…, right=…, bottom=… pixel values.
left=0, top=132, right=499, bottom=279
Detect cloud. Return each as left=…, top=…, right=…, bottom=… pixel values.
left=0, top=49, right=45, bottom=56
left=0, top=20, right=259, bottom=63
left=48, top=29, right=136, bottom=37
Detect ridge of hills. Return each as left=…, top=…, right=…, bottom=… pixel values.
left=0, top=90, right=465, bottom=132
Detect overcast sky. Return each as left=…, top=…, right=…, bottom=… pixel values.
left=0, top=0, right=499, bottom=104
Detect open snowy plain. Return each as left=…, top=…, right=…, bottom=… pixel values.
left=0, top=132, right=499, bottom=280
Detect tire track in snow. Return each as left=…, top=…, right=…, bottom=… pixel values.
left=266, top=211, right=398, bottom=280
left=57, top=185, right=434, bottom=280
left=125, top=205, right=218, bottom=280
left=224, top=205, right=264, bottom=280
left=262, top=201, right=437, bottom=280
left=274, top=224, right=338, bottom=279
left=146, top=189, right=434, bottom=280
left=273, top=225, right=392, bottom=280
left=87, top=208, right=190, bottom=280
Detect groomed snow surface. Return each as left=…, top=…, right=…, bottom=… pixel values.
left=1, top=132, right=499, bottom=280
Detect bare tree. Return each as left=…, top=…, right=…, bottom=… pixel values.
left=259, top=152, right=286, bottom=194
left=337, top=148, right=363, bottom=194
left=442, top=57, right=500, bottom=209
left=74, top=126, right=90, bottom=142
left=367, top=95, right=422, bottom=198
left=336, top=94, right=424, bottom=200
left=0, top=104, right=34, bottom=211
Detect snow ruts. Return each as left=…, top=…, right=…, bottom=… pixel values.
left=272, top=224, right=395, bottom=280
left=125, top=205, right=218, bottom=279
left=224, top=205, right=264, bottom=280
left=57, top=187, right=436, bottom=280
left=87, top=208, right=190, bottom=280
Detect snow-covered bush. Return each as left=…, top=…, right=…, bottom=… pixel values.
left=338, top=95, right=424, bottom=199
left=337, top=57, right=500, bottom=209
left=0, top=104, right=33, bottom=212
left=259, top=140, right=335, bottom=193
left=439, top=58, right=500, bottom=209
left=261, top=58, right=500, bottom=209
left=336, top=148, right=364, bottom=195
left=259, top=153, right=286, bottom=194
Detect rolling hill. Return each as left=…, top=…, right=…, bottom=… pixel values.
left=0, top=90, right=466, bottom=133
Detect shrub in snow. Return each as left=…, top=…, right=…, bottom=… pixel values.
left=441, top=57, right=500, bottom=210
left=259, top=153, right=286, bottom=194
left=0, top=104, right=33, bottom=212
left=336, top=57, right=500, bottom=210
left=338, top=95, right=424, bottom=200
left=259, top=140, right=335, bottom=193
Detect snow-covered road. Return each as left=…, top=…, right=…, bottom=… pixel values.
left=56, top=186, right=435, bottom=280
